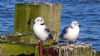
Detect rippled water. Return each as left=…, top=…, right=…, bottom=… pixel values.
left=0, top=0, right=100, bottom=51
left=0, top=0, right=14, bottom=34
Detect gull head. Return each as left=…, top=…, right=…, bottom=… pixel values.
left=34, top=17, right=44, bottom=25
left=70, top=21, right=79, bottom=28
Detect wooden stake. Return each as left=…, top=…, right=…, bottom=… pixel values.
left=39, top=41, right=43, bottom=56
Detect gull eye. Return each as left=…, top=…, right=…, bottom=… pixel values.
left=77, top=23, right=79, bottom=25
left=41, top=19, right=42, bottom=22
left=37, top=19, right=40, bottom=22
left=74, top=23, right=76, bottom=25
left=75, top=23, right=77, bottom=25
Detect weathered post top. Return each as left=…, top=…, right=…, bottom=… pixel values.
left=43, top=43, right=96, bottom=56
left=14, top=0, right=62, bottom=43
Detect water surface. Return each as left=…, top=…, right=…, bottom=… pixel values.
left=0, top=0, right=100, bottom=51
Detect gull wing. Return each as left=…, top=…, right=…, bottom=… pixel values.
left=45, top=27, right=51, bottom=33
left=45, top=27, right=54, bottom=39
left=60, top=27, right=68, bottom=37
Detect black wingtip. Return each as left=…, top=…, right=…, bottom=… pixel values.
left=49, top=33, right=54, bottom=39
left=59, top=33, right=64, bottom=38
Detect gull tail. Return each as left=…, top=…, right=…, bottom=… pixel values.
left=59, top=33, right=64, bottom=37
left=49, top=33, right=55, bottom=40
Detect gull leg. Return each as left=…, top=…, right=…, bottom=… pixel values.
left=67, top=40, right=70, bottom=44
left=72, top=40, right=77, bottom=44
left=68, top=40, right=76, bottom=44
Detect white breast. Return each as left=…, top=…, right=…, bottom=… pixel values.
left=33, top=24, right=48, bottom=41
left=64, top=27, right=80, bottom=40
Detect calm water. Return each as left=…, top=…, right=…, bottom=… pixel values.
left=0, top=0, right=100, bottom=51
